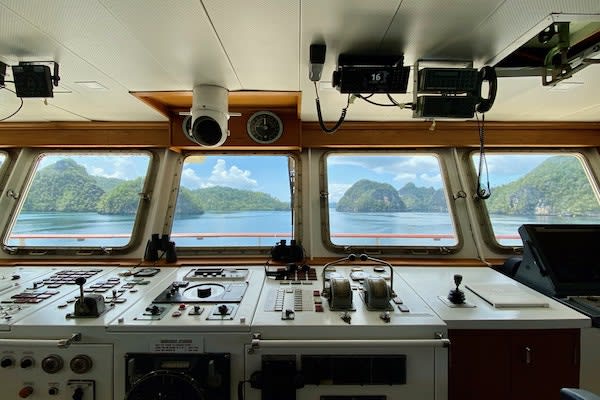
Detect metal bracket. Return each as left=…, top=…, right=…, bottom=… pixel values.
left=58, top=332, right=82, bottom=348
left=6, top=189, right=19, bottom=199
left=248, top=332, right=262, bottom=354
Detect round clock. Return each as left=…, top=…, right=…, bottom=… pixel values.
left=246, top=111, right=283, bottom=144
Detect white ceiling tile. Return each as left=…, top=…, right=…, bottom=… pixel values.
left=1, top=0, right=600, bottom=123
left=203, top=0, right=300, bottom=90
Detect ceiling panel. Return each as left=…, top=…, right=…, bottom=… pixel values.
left=99, top=0, right=239, bottom=90
left=384, top=0, right=506, bottom=64
left=1, top=0, right=600, bottom=123
left=203, top=0, right=299, bottom=90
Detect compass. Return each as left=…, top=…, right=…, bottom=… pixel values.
left=246, top=111, right=283, bottom=144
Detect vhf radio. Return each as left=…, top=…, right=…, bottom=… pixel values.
left=332, top=54, right=410, bottom=94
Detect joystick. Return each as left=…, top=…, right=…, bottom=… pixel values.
left=447, top=274, right=466, bottom=305
left=72, top=277, right=106, bottom=318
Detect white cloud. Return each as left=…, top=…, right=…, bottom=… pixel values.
left=419, top=172, right=442, bottom=186
left=90, top=166, right=121, bottom=178
left=207, top=159, right=258, bottom=189
left=328, top=183, right=353, bottom=203
left=393, top=172, right=417, bottom=183
left=181, top=159, right=259, bottom=190
left=181, top=168, right=208, bottom=189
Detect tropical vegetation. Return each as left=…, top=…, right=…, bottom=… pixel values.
left=22, top=159, right=289, bottom=215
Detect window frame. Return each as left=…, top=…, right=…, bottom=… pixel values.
left=1, top=149, right=157, bottom=256
left=464, top=147, right=600, bottom=254
left=168, top=151, right=302, bottom=256
left=0, top=150, right=12, bottom=194
left=319, top=149, right=462, bottom=255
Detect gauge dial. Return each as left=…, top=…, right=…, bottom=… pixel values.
left=246, top=111, right=283, bottom=144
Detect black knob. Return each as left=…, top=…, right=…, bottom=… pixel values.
left=217, top=304, right=229, bottom=315
left=198, top=287, right=212, bottom=298
left=453, top=274, right=463, bottom=288
left=70, top=355, right=93, bottom=374
left=145, top=305, right=160, bottom=315
left=20, top=357, right=34, bottom=369
left=48, top=387, right=59, bottom=396
left=1, top=357, right=14, bottom=368
left=75, top=277, right=86, bottom=286
left=42, top=355, right=64, bottom=374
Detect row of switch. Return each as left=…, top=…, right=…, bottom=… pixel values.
left=1, top=354, right=93, bottom=374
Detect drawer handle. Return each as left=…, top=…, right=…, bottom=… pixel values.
left=525, top=346, right=532, bottom=364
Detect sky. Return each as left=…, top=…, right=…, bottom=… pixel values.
left=29, top=151, right=581, bottom=204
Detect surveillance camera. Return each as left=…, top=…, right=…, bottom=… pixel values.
left=183, top=84, right=230, bottom=147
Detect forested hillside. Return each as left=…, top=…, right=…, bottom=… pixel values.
left=337, top=179, right=446, bottom=213
left=23, top=159, right=290, bottom=215
left=337, top=179, right=406, bottom=212
left=23, top=159, right=105, bottom=212
left=336, top=157, right=600, bottom=216
left=485, top=156, right=600, bottom=216
left=397, top=182, right=447, bottom=212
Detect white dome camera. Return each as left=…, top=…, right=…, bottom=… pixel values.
left=182, top=84, right=230, bottom=147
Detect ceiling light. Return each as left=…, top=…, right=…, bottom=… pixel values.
left=74, top=81, right=107, bottom=90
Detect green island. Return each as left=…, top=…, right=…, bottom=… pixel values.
left=337, top=156, right=600, bottom=216
left=21, top=156, right=600, bottom=217
left=22, top=159, right=289, bottom=215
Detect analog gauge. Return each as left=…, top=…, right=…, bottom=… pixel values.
left=246, top=111, right=283, bottom=144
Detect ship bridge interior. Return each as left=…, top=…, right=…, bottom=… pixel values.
left=1, top=2, right=600, bottom=400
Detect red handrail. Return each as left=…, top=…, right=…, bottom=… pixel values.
left=9, top=232, right=521, bottom=240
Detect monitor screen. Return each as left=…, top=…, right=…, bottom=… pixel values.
left=518, top=224, right=600, bottom=295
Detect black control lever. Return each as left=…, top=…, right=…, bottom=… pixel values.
left=71, top=277, right=106, bottom=318
left=322, top=253, right=393, bottom=295
left=448, top=274, right=466, bottom=305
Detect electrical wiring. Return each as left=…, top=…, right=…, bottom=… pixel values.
left=0, top=87, right=24, bottom=122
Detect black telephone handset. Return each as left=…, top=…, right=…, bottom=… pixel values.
left=476, top=66, right=497, bottom=113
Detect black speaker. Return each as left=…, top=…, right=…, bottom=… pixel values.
left=12, top=64, right=54, bottom=98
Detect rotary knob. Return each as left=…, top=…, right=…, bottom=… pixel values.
left=20, top=357, right=34, bottom=369
left=1, top=356, right=15, bottom=368
left=217, top=304, right=229, bottom=315
left=42, top=355, right=64, bottom=374
left=70, top=355, right=93, bottom=374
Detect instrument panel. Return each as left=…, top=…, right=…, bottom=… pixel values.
left=0, top=262, right=448, bottom=400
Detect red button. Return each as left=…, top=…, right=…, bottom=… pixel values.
left=315, top=304, right=323, bottom=312
left=19, top=386, right=34, bottom=398
left=178, top=303, right=186, bottom=310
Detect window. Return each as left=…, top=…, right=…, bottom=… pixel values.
left=0, top=151, right=7, bottom=186
left=323, top=152, right=457, bottom=249
left=5, top=152, right=152, bottom=249
left=471, top=152, right=600, bottom=247
left=171, top=154, right=294, bottom=248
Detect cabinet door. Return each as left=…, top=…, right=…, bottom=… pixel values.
left=510, top=329, right=579, bottom=400
left=449, top=330, right=511, bottom=400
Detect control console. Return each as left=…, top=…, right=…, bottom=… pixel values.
left=245, top=256, right=448, bottom=400
left=109, top=266, right=264, bottom=332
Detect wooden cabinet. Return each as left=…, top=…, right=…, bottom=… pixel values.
left=449, top=329, right=580, bottom=400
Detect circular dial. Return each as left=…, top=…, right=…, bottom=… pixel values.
left=246, top=111, right=283, bottom=144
